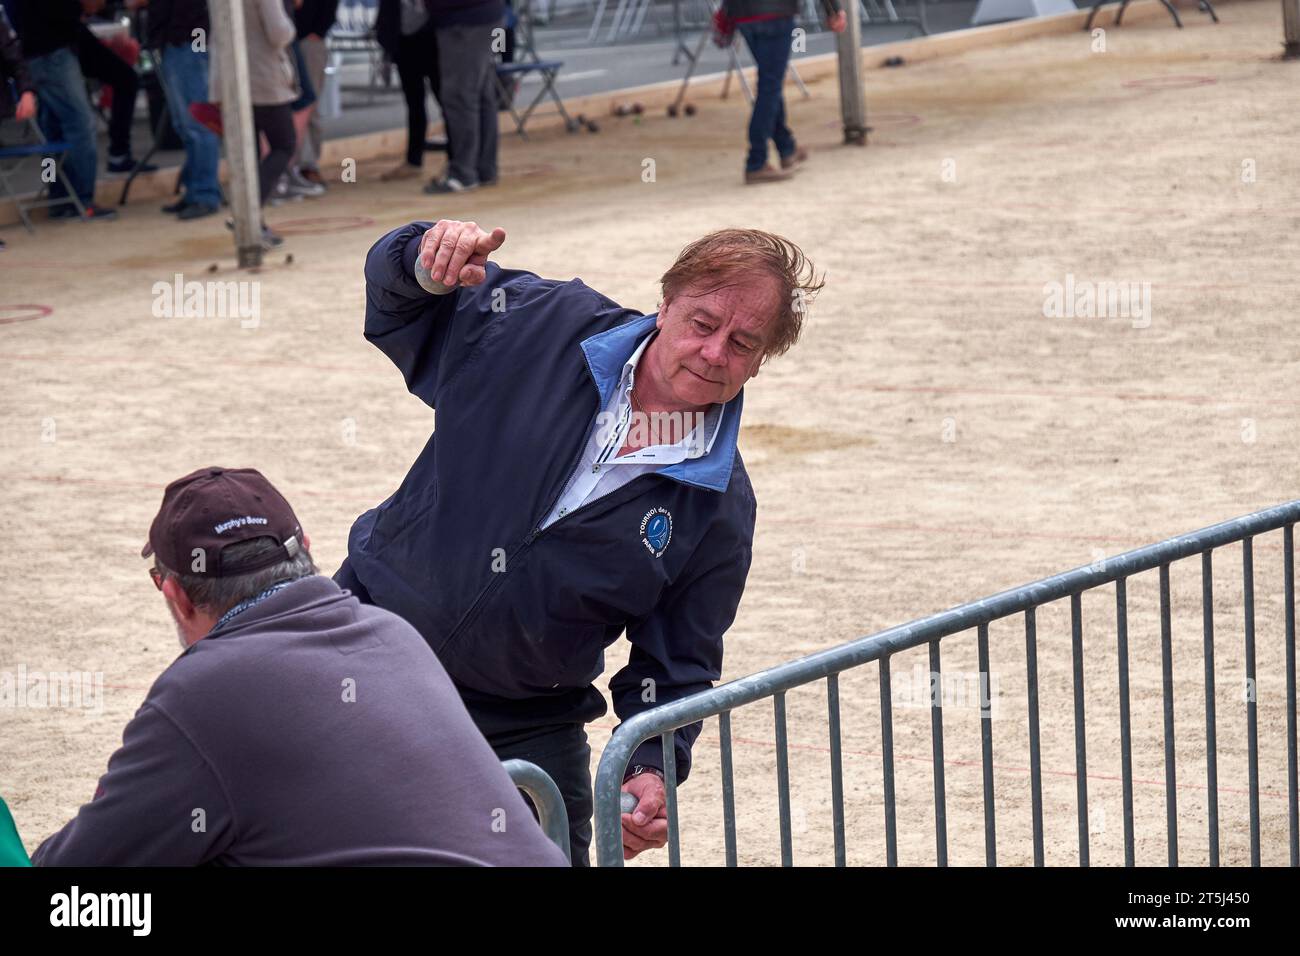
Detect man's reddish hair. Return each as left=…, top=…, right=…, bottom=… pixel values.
left=658, top=228, right=826, bottom=360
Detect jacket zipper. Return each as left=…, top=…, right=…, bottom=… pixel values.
left=441, top=365, right=603, bottom=648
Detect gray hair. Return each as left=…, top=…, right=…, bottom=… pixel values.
left=157, top=536, right=318, bottom=618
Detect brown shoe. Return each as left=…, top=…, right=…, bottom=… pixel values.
left=744, top=164, right=794, bottom=184
left=381, top=161, right=422, bottom=182
left=780, top=146, right=809, bottom=170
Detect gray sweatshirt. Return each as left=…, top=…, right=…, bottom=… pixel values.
left=32, top=576, right=567, bottom=867
left=208, top=0, right=299, bottom=106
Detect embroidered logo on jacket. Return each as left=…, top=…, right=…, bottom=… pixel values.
left=640, top=507, right=673, bottom=558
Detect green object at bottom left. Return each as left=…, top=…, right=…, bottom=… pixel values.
left=0, top=797, right=32, bottom=867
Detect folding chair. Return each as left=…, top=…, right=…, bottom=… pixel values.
left=0, top=113, right=89, bottom=232
left=495, top=60, right=578, bottom=138
left=494, top=0, right=577, bottom=138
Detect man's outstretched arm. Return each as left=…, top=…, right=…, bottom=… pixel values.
left=362, top=219, right=508, bottom=407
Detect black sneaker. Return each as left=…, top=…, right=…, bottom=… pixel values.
left=51, top=202, right=118, bottom=221
left=107, top=155, right=159, bottom=174
left=161, top=198, right=189, bottom=214
left=178, top=202, right=218, bottom=221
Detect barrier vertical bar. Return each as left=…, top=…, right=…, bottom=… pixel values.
left=719, top=710, right=737, bottom=867
left=827, top=675, right=847, bottom=867
left=977, top=624, right=996, bottom=866
left=1284, top=525, right=1297, bottom=866
left=662, top=732, right=680, bottom=867
left=1159, top=563, right=1179, bottom=866
left=1202, top=550, right=1220, bottom=866
left=880, top=655, right=898, bottom=866
left=1071, top=592, right=1089, bottom=866
left=1244, top=537, right=1260, bottom=865
left=1116, top=577, right=1136, bottom=866
left=774, top=692, right=792, bottom=866
left=1025, top=609, right=1045, bottom=867
left=929, top=640, right=948, bottom=866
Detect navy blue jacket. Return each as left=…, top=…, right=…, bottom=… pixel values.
left=342, top=221, right=757, bottom=781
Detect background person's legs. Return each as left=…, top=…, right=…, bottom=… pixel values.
left=434, top=22, right=498, bottom=187
left=160, top=44, right=222, bottom=208
left=27, top=48, right=99, bottom=209
left=395, top=30, right=429, bottom=168
left=75, top=28, right=142, bottom=165
left=474, top=56, right=498, bottom=184
left=737, top=17, right=796, bottom=173
left=252, top=104, right=296, bottom=206
left=296, top=35, right=329, bottom=174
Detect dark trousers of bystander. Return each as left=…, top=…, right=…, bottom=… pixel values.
left=434, top=20, right=500, bottom=187
left=75, top=25, right=140, bottom=161
left=395, top=26, right=445, bottom=168
left=253, top=103, right=295, bottom=205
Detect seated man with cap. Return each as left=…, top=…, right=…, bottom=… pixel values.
left=31, top=466, right=567, bottom=867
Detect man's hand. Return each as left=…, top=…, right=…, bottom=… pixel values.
left=15, top=91, right=36, bottom=122
left=621, top=773, right=668, bottom=861
left=417, top=219, right=507, bottom=292
left=828, top=10, right=848, bottom=32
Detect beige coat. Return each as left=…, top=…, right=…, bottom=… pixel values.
left=209, top=0, right=299, bottom=107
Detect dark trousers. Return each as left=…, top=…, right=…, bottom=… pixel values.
left=434, top=20, right=500, bottom=186
left=75, top=26, right=139, bottom=159
left=395, top=26, right=444, bottom=168
left=333, top=558, right=596, bottom=866
left=736, top=16, right=797, bottom=174
left=253, top=103, right=295, bottom=206
left=475, top=720, right=594, bottom=867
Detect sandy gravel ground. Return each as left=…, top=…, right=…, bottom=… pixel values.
left=0, top=0, right=1296, bottom=866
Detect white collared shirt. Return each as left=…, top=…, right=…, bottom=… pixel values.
left=541, top=332, right=725, bottom=530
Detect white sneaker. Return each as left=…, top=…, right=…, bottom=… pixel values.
left=422, top=175, right=478, bottom=195
left=285, top=168, right=325, bottom=198
left=269, top=175, right=302, bottom=206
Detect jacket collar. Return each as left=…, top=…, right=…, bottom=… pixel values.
left=579, top=314, right=744, bottom=493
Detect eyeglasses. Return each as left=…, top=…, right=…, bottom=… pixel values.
left=149, top=566, right=167, bottom=591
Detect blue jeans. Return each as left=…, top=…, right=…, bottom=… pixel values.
left=27, top=47, right=98, bottom=207
left=160, top=43, right=222, bottom=207
left=737, top=16, right=797, bottom=173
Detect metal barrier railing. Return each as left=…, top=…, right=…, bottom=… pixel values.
left=593, top=500, right=1300, bottom=866
left=503, top=758, right=572, bottom=863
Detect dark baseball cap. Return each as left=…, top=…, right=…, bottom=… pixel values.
left=142, top=467, right=304, bottom=577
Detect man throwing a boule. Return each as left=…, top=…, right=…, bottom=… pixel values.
left=337, top=217, right=824, bottom=865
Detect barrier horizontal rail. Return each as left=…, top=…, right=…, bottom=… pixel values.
left=593, top=499, right=1300, bottom=866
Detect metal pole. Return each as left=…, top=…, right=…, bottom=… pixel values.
left=1285, top=0, right=1300, bottom=58
left=835, top=0, right=868, bottom=145
left=209, top=0, right=264, bottom=268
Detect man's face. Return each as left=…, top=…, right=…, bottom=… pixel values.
left=650, top=275, right=781, bottom=408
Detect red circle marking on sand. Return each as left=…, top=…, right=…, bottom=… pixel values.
left=0, top=304, right=52, bottom=325
left=271, top=216, right=376, bottom=236
left=826, top=112, right=922, bottom=131
left=1123, top=75, right=1218, bottom=90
